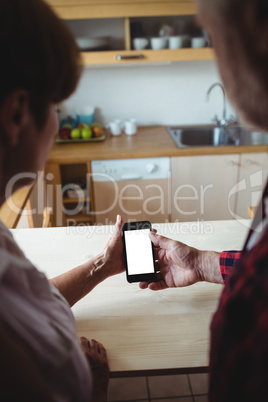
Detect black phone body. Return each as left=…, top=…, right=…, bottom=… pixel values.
left=122, top=220, right=157, bottom=283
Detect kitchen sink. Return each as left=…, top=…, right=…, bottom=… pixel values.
left=167, top=125, right=268, bottom=148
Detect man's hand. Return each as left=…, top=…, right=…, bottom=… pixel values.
left=139, top=232, right=223, bottom=291
left=79, top=337, right=109, bottom=402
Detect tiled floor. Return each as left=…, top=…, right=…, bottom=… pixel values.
left=108, top=373, right=208, bottom=402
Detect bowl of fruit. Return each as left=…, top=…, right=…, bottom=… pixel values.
left=57, top=119, right=105, bottom=143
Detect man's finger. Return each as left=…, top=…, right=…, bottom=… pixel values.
left=139, top=281, right=149, bottom=289
left=148, top=280, right=168, bottom=291
left=149, top=232, right=172, bottom=248
left=139, top=271, right=162, bottom=290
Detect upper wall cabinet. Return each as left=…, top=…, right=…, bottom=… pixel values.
left=46, top=0, right=215, bottom=65
left=46, top=0, right=196, bottom=18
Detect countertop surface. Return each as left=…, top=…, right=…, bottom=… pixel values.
left=12, top=219, right=251, bottom=376
left=47, top=126, right=268, bottom=164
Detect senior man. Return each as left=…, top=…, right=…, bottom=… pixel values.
left=140, top=0, right=268, bottom=400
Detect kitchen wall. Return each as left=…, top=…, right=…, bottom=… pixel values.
left=61, top=60, right=236, bottom=127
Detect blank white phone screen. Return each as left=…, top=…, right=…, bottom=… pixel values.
left=125, top=228, right=154, bottom=275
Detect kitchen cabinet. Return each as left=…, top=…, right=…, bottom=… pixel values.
left=91, top=157, right=171, bottom=224
left=171, top=152, right=268, bottom=222
left=235, top=152, right=268, bottom=219
left=45, top=162, right=95, bottom=227
left=45, top=152, right=268, bottom=227
left=93, top=178, right=170, bottom=224
left=47, top=1, right=197, bottom=19
left=171, top=154, right=240, bottom=222
left=46, top=0, right=214, bottom=65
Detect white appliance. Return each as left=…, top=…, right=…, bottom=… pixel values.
left=91, top=157, right=170, bottom=225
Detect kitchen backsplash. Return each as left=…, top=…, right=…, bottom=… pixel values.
left=60, top=60, right=236, bottom=127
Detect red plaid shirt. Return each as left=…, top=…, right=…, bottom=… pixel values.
left=219, top=251, right=242, bottom=283
left=209, top=183, right=268, bottom=401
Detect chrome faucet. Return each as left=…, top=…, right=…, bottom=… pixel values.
left=205, top=82, right=239, bottom=145
left=205, top=82, right=228, bottom=127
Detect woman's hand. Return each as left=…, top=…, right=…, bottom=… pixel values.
left=93, top=214, right=125, bottom=280
left=139, top=232, right=223, bottom=291
left=79, top=337, right=109, bottom=402
left=50, top=215, right=125, bottom=307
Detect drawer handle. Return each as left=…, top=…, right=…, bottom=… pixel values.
left=116, top=54, right=145, bottom=61
left=228, top=161, right=234, bottom=167
left=120, top=174, right=142, bottom=180
left=246, top=159, right=252, bottom=165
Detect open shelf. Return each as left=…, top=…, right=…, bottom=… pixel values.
left=62, top=197, right=91, bottom=204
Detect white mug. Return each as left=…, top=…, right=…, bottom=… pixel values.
left=168, top=36, right=183, bottom=49
left=191, top=37, right=206, bottom=49
left=109, top=119, right=122, bottom=136
left=133, top=38, right=148, bottom=50
left=150, top=37, right=167, bottom=50
left=124, top=119, right=137, bottom=136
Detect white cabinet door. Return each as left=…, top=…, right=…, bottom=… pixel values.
left=235, top=152, right=268, bottom=219
left=171, top=154, right=240, bottom=222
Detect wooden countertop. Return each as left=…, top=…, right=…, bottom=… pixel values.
left=12, top=219, right=250, bottom=376
left=47, top=126, right=268, bottom=164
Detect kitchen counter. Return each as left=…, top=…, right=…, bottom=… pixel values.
left=47, top=126, right=268, bottom=164
left=12, top=219, right=250, bottom=376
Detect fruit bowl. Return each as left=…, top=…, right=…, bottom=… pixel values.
left=57, top=121, right=106, bottom=144
left=55, top=132, right=106, bottom=144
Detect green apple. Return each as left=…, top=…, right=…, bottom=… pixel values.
left=70, top=128, right=81, bottom=139
left=81, top=127, right=93, bottom=139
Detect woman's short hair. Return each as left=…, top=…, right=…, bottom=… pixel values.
left=0, top=0, right=82, bottom=128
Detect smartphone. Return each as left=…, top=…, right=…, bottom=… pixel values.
left=122, top=220, right=157, bottom=283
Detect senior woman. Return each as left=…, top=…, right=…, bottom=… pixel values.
left=140, top=0, right=268, bottom=401
left=0, top=0, right=124, bottom=401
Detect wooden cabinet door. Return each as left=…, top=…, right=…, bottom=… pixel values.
left=81, top=48, right=214, bottom=66
left=46, top=1, right=196, bottom=19
left=93, top=178, right=170, bottom=224
left=171, top=154, right=240, bottom=222
left=235, top=152, right=268, bottom=219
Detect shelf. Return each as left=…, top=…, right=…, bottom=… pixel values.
left=63, top=197, right=90, bottom=204
left=82, top=47, right=215, bottom=65
left=66, top=214, right=94, bottom=223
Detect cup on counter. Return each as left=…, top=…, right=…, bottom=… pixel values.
left=191, top=37, right=206, bottom=49
left=76, top=105, right=95, bottom=126
left=168, top=36, right=184, bottom=49
left=124, top=119, right=137, bottom=136
left=133, top=38, right=148, bottom=50
left=108, top=119, right=123, bottom=136
left=150, top=37, right=168, bottom=50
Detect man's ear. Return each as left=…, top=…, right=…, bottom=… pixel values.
left=0, top=90, right=31, bottom=147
